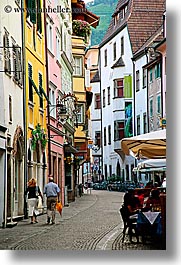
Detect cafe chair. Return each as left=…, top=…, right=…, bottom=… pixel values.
left=120, top=205, right=139, bottom=243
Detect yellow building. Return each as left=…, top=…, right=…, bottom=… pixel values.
left=24, top=0, right=48, bottom=195
left=71, top=0, right=99, bottom=185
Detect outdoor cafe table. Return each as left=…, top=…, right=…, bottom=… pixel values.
left=136, top=211, right=162, bottom=240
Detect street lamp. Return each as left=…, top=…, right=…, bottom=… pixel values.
left=48, top=92, right=79, bottom=175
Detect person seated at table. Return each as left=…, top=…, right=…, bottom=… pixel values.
left=134, top=190, right=145, bottom=208
left=123, top=188, right=141, bottom=217
left=122, top=188, right=140, bottom=243
left=143, top=188, right=161, bottom=211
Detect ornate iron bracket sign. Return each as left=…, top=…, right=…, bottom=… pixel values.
left=56, top=93, right=80, bottom=126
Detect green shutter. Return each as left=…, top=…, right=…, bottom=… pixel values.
left=37, top=0, right=42, bottom=33
left=124, top=75, right=132, bottom=98
left=30, top=0, right=36, bottom=24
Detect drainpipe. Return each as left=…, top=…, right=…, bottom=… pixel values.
left=154, top=49, right=163, bottom=120
left=21, top=0, right=28, bottom=219
left=43, top=0, right=51, bottom=176
left=132, top=59, right=136, bottom=136
left=145, top=48, right=149, bottom=132
left=98, top=47, right=103, bottom=180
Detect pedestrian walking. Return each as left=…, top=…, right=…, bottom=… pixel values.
left=44, top=176, right=60, bottom=224
left=26, top=177, right=43, bottom=224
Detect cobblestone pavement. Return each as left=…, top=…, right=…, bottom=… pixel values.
left=0, top=190, right=165, bottom=250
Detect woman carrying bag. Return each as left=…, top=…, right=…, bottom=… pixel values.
left=26, top=177, right=43, bottom=224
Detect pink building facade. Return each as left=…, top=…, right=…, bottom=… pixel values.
left=46, top=0, right=65, bottom=204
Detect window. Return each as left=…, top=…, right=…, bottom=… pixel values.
left=137, top=115, right=140, bottom=135
left=104, top=164, right=108, bottom=179
left=149, top=98, right=153, bottom=117
left=104, top=127, right=106, bottom=146
left=77, top=104, right=84, bottom=124
left=149, top=68, right=153, bottom=82
left=136, top=70, right=140, bottom=91
left=95, top=93, right=101, bottom=109
left=143, top=112, right=147, bottom=133
left=12, top=44, right=22, bottom=83
left=155, top=63, right=161, bottom=78
left=142, top=68, right=147, bottom=88
left=28, top=63, right=33, bottom=102
left=26, top=0, right=42, bottom=33
left=9, top=96, right=12, bottom=123
left=103, top=89, right=105, bottom=107
left=114, top=79, right=124, bottom=98
left=113, top=42, right=116, bottom=61
left=95, top=131, right=101, bottom=146
left=109, top=165, right=112, bottom=178
left=39, top=73, right=43, bottom=108
left=37, top=0, right=42, bottom=33
left=47, top=21, right=53, bottom=52
left=157, top=94, right=161, bottom=114
left=3, top=31, right=11, bottom=74
left=49, top=87, right=56, bottom=118
left=114, top=121, right=124, bottom=140
left=108, top=125, right=111, bottom=145
left=126, top=164, right=129, bottom=181
left=104, top=49, right=107, bottom=67
left=73, top=56, right=83, bottom=76
left=107, top=87, right=110, bottom=105
left=121, top=37, right=124, bottom=56
left=56, top=35, right=60, bottom=62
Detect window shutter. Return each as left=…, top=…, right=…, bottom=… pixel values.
left=37, top=0, right=42, bottom=33
left=30, top=0, right=36, bottom=24
left=3, top=33, right=11, bottom=74
left=39, top=73, right=43, bottom=108
left=28, top=63, right=33, bottom=101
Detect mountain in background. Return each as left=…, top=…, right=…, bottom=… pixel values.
left=86, top=0, right=118, bottom=46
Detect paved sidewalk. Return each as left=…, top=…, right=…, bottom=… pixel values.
left=0, top=193, right=97, bottom=250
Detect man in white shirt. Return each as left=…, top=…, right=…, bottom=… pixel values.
left=44, top=177, right=60, bottom=224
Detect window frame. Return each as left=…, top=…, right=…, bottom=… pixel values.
left=137, top=115, right=140, bottom=135
left=73, top=56, right=83, bottom=76
left=121, top=36, right=124, bottom=56
left=136, top=70, right=140, bottom=92
left=149, top=98, right=153, bottom=117
left=114, top=78, right=124, bottom=98
left=104, top=49, right=107, bottom=67
left=103, top=89, right=106, bottom=108
left=113, top=42, right=116, bottom=61
left=95, top=93, right=101, bottom=109
left=108, top=125, right=111, bottom=145
left=114, top=120, right=125, bottom=141
left=107, top=87, right=110, bottom=105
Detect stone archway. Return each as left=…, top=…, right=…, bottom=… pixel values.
left=12, top=126, right=24, bottom=159
left=12, top=126, right=24, bottom=216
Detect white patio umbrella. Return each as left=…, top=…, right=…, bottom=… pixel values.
left=121, top=129, right=166, bottom=159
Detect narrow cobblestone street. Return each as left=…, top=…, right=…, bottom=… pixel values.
left=0, top=190, right=164, bottom=250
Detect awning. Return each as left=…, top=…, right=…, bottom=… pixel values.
left=83, top=10, right=100, bottom=28
left=133, top=166, right=166, bottom=173
left=133, top=158, right=166, bottom=172
left=64, top=144, right=78, bottom=154
left=121, top=129, right=166, bottom=159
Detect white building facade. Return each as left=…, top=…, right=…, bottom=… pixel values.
left=0, top=0, right=24, bottom=227
left=99, top=26, right=135, bottom=181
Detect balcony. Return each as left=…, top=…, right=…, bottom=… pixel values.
left=72, top=19, right=91, bottom=44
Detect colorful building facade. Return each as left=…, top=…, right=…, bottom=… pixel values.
left=24, top=0, right=48, bottom=200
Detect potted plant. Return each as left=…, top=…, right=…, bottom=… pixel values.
left=72, top=19, right=91, bottom=42
left=31, top=123, right=47, bottom=151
